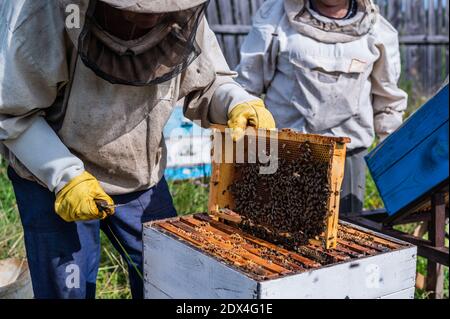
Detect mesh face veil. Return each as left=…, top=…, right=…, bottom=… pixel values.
left=78, top=0, right=208, bottom=86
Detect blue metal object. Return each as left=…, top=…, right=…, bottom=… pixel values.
left=164, top=106, right=211, bottom=181
left=365, top=84, right=449, bottom=216
left=165, top=164, right=211, bottom=181
left=163, top=106, right=195, bottom=137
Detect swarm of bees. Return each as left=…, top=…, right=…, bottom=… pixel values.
left=231, top=142, right=331, bottom=247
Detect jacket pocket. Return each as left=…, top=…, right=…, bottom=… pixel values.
left=289, top=54, right=366, bottom=132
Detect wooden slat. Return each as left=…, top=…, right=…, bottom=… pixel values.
left=217, top=0, right=240, bottom=68
left=334, top=244, right=364, bottom=258
left=324, top=142, right=346, bottom=249
left=235, top=0, right=252, bottom=25
left=338, top=224, right=401, bottom=250
left=194, top=214, right=322, bottom=268
left=169, top=220, right=290, bottom=275
left=427, top=0, right=436, bottom=94
left=338, top=232, right=390, bottom=253
left=441, top=0, right=450, bottom=36
left=337, top=239, right=378, bottom=255
left=306, top=244, right=351, bottom=262
left=181, top=216, right=304, bottom=272
left=212, top=209, right=242, bottom=223
left=376, top=122, right=449, bottom=215
left=210, top=24, right=252, bottom=35
left=206, top=0, right=221, bottom=25
left=399, top=35, right=449, bottom=45
left=156, top=222, right=277, bottom=278
left=367, top=84, right=448, bottom=177
left=366, top=84, right=449, bottom=216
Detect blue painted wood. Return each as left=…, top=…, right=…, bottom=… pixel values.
left=367, top=85, right=449, bottom=177
left=375, top=122, right=448, bottom=215
left=165, top=164, right=212, bottom=181
left=164, top=106, right=199, bottom=138
left=366, top=84, right=449, bottom=216
left=164, top=106, right=212, bottom=181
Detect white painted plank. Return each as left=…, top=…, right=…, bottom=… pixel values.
left=143, top=227, right=258, bottom=299
left=258, top=246, right=417, bottom=299
left=144, top=282, right=172, bottom=299
left=144, top=221, right=417, bottom=299
left=378, top=287, right=415, bottom=299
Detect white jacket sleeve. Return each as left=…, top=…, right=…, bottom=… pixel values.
left=371, top=17, right=408, bottom=140
left=181, top=18, right=259, bottom=127
left=235, top=0, right=283, bottom=96
left=0, top=1, right=84, bottom=192
left=4, top=117, right=85, bottom=193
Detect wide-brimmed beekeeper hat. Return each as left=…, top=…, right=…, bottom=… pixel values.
left=68, top=0, right=210, bottom=86
left=98, top=0, right=209, bottom=13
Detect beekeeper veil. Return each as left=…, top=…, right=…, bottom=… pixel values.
left=78, top=0, right=209, bottom=86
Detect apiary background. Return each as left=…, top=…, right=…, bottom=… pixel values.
left=143, top=215, right=417, bottom=299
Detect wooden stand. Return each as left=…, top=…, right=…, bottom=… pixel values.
left=344, top=182, right=449, bottom=299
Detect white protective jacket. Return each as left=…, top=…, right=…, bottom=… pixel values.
left=0, top=0, right=254, bottom=194
left=236, top=0, right=408, bottom=150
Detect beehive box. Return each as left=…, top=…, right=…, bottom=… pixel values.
left=143, top=214, right=416, bottom=299
left=366, top=84, right=449, bottom=216
left=208, top=126, right=350, bottom=249
left=143, top=128, right=416, bottom=298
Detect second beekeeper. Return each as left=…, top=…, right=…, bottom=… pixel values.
left=236, top=0, right=408, bottom=215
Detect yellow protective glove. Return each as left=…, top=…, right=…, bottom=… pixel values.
left=54, top=171, right=115, bottom=222
left=227, top=100, right=276, bottom=141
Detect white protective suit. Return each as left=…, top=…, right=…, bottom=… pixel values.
left=236, top=0, right=408, bottom=150
left=0, top=0, right=255, bottom=194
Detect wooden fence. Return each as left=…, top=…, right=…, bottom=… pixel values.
left=206, top=0, right=449, bottom=98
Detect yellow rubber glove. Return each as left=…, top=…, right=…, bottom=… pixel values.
left=228, top=100, right=276, bottom=141
left=54, top=171, right=115, bottom=222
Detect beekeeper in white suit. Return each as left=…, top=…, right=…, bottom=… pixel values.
left=0, top=0, right=275, bottom=299
left=236, top=0, right=408, bottom=216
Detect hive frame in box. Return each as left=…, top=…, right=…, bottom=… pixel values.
left=143, top=216, right=417, bottom=299
left=207, top=125, right=351, bottom=249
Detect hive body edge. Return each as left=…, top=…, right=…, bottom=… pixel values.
left=143, top=220, right=416, bottom=299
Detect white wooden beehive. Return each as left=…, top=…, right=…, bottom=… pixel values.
left=143, top=214, right=416, bottom=299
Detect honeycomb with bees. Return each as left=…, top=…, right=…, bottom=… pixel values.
left=208, top=126, right=350, bottom=249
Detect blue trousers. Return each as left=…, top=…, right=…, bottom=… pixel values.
left=8, top=167, right=177, bottom=299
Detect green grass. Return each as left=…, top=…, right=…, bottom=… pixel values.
left=0, top=160, right=25, bottom=261
left=169, top=178, right=209, bottom=215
